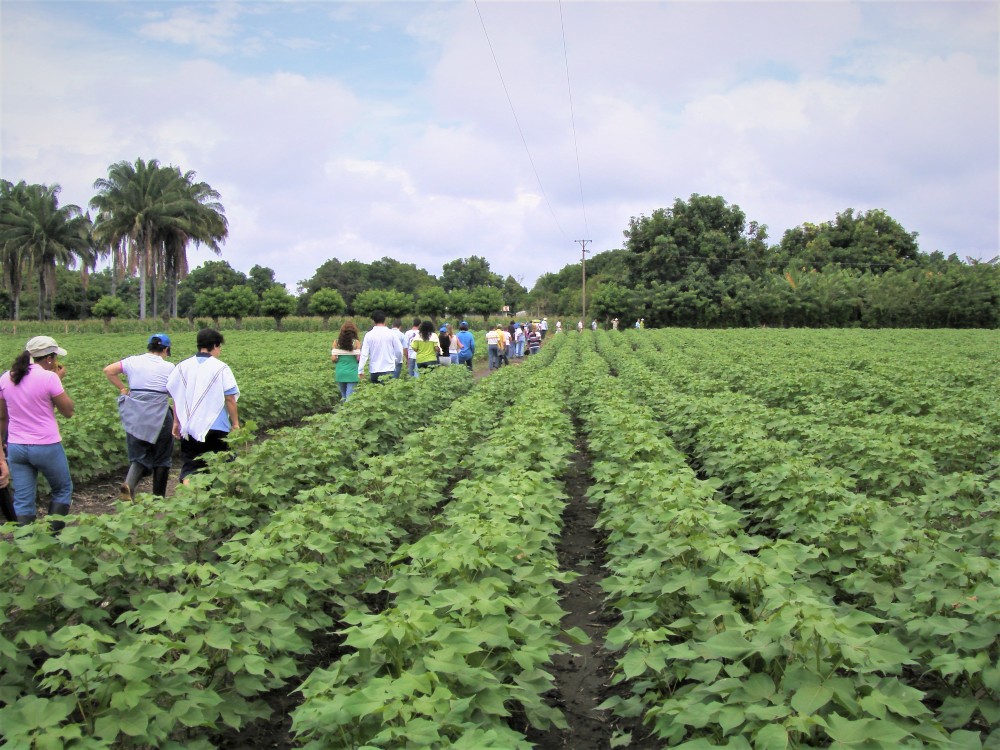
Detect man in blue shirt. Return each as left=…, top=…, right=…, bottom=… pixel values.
left=455, top=321, right=475, bottom=371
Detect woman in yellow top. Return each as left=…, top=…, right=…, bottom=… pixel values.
left=409, top=320, right=442, bottom=371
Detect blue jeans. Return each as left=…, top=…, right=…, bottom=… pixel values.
left=408, top=357, right=418, bottom=378
left=488, top=345, right=499, bottom=369
left=7, top=442, right=73, bottom=517
left=338, top=381, right=356, bottom=401
left=393, top=362, right=402, bottom=379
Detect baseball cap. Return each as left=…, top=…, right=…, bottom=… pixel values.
left=148, top=333, right=171, bottom=347
left=25, top=336, right=67, bottom=358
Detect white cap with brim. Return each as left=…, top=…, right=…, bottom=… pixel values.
left=25, top=336, right=67, bottom=358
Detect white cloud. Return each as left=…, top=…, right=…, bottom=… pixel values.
left=1, top=1, right=996, bottom=292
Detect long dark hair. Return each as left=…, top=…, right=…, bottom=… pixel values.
left=9, top=350, right=33, bottom=385
left=419, top=320, right=434, bottom=341
left=337, top=320, right=360, bottom=350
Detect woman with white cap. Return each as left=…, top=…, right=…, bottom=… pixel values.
left=103, top=333, right=175, bottom=499
left=0, top=336, right=75, bottom=528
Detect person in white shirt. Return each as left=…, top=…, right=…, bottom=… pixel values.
left=166, top=329, right=240, bottom=483
left=391, top=319, right=406, bottom=378
left=103, top=333, right=175, bottom=499
left=358, top=310, right=404, bottom=384
left=403, top=318, right=421, bottom=378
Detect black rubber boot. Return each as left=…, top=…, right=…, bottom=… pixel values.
left=47, top=501, right=70, bottom=534
left=1, top=487, right=16, bottom=523
left=120, top=463, right=147, bottom=501
left=16, top=514, right=37, bottom=527
left=151, top=467, right=170, bottom=497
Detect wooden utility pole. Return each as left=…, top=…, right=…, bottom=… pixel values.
left=576, top=239, right=591, bottom=324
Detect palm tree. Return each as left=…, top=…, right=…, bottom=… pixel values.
left=0, top=181, right=93, bottom=320
left=0, top=180, right=30, bottom=320
left=158, top=167, right=228, bottom=318
left=91, top=159, right=227, bottom=320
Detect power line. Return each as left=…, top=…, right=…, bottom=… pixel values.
left=473, top=0, right=569, bottom=242
left=559, top=0, right=589, bottom=240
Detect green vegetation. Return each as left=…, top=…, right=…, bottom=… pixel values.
left=1, top=328, right=996, bottom=748
left=4, top=162, right=996, bottom=327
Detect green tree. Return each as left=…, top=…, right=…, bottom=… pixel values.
left=193, top=287, right=229, bottom=327
left=260, top=285, right=297, bottom=330
left=308, top=287, right=347, bottom=328
left=623, top=194, right=770, bottom=288
left=416, top=286, right=449, bottom=322
left=159, top=167, right=228, bottom=318
left=468, top=285, right=503, bottom=320
left=352, top=289, right=414, bottom=320
left=441, top=256, right=502, bottom=292
left=447, top=289, right=471, bottom=320
left=778, top=208, right=919, bottom=272
left=225, top=285, right=260, bottom=328
left=299, top=258, right=371, bottom=312
left=0, top=181, right=94, bottom=320
left=589, top=283, right=635, bottom=326
left=249, top=265, right=277, bottom=298
left=176, top=260, right=248, bottom=318
left=91, top=158, right=227, bottom=320
left=92, top=295, right=127, bottom=329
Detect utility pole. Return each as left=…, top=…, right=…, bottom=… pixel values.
left=576, top=239, right=591, bottom=324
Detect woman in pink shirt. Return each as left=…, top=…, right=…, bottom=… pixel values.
left=0, top=336, right=75, bottom=528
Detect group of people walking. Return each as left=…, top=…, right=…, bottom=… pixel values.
left=1, top=313, right=553, bottom=527
left=337, top=310, right=478, bottom=390
left=0, top=329, right=240, bottom=527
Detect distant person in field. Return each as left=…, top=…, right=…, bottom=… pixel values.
left=390, top=319, right=406, bottom=378
left=455, top=321, right=475, bottom=370
left=331, top=320, right=362, bottom=402
left=166, top=328, right=240, bottom=483
left=438, top=324, right=452, bottom=365
left=103, top=333, right=175, bottom=500
left=0, top=336, right=75, bottom=528
left=446, top=323, right=463, bottom=365
left=358, top=310, right=404, bottom=384
left=404, top=318, right=421, bottom=378
left=526, top=324, right=542, bottom=355
left=485, top=325, right=501, bottom=370
left=410, top=320, right=442, bottom=371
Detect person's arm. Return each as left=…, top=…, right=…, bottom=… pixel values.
left=225, top=393, right=239, bottom=431
left=50, top=366, right=73, bottom=417
left=52, top=392, right=74, bottom=418
left=0, top=398, right=8, bottom=450
left=103, top=361, right=129, bottom=395
left=357, top=335, right=370, bottom=376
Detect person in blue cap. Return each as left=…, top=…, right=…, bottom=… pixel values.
left=103, top=333, right=175, bottom=499
left=455, top=321, right=475, bottom=370
left=438, top=324, right=452, bottom=365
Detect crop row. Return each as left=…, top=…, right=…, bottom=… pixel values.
left=588, top=331, right=998, bottom=748
left=292, top=346, right=579, bottom=748
left=0, top=364, right=484, bottom=747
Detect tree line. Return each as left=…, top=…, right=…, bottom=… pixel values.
left=2, top=159, right=996, bottom=328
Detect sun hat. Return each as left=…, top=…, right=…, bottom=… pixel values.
left=25, top=336, right=67, bottom=358
left=148, top=332, right=171, bottom=347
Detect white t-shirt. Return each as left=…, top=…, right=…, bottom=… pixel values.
left=121, top=353, right=174, bottom=392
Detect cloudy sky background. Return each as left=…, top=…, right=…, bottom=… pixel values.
left=2, top=0, right=997, bottom=292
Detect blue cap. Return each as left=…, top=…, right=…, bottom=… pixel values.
left=149, top=333, right=171, bottom=347
left=439, top=325, right=448, bottom=333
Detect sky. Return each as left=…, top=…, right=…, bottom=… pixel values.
left=2, top=0, right=998, bottom=293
